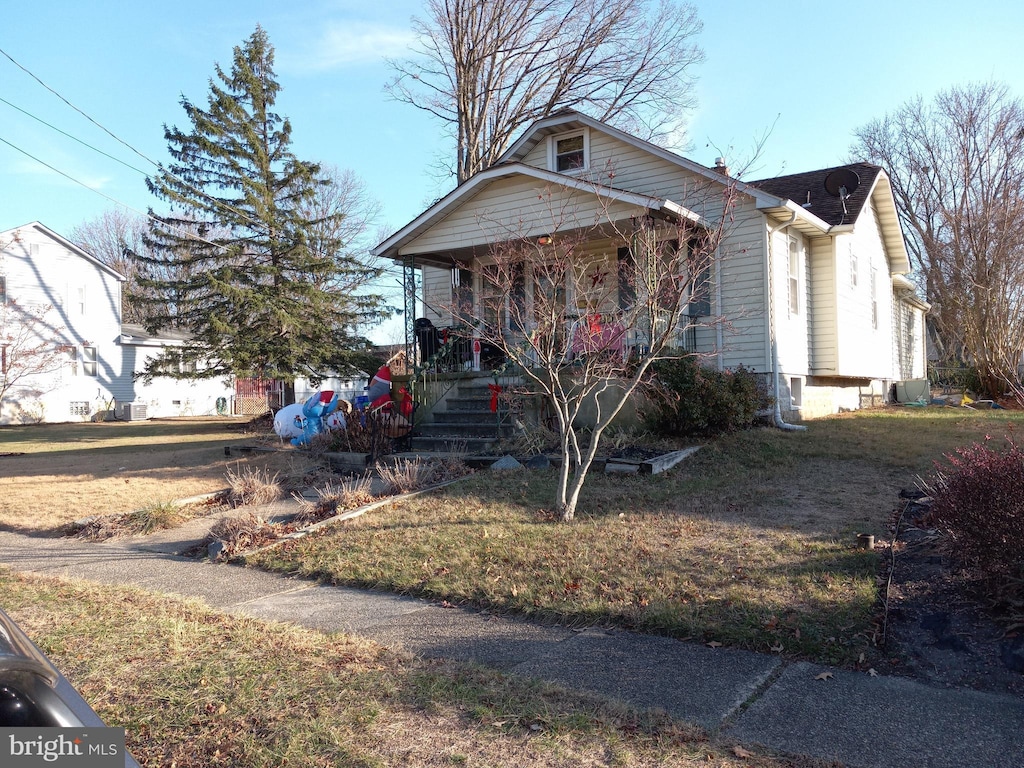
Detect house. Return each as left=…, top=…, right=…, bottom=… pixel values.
left=373, top=110, right=928, bottom=421
left=0, top=222, right=233, bottom=424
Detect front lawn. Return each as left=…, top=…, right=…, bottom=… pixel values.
left=249, top=408, right=1024, bottom=667
left=0, top=417, right=286, bottom=534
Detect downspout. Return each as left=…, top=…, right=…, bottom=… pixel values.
left=766, top=211, right=807, bottom=432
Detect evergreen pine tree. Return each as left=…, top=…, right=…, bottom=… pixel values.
left=141, top=26, right=385, bottom=399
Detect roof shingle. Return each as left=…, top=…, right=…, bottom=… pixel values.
left=749, top=162, right=883, bottom=226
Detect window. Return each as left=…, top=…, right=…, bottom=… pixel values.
left=479, top=263, right=525, bottom=332
left=549, top=130, right=588, bottom=173
left=870, top=267, right=879, bottom=329
left=0, top=276, right=6, bottom=305
left=76, top=286, right=87, bottom=315
left=790, top=377, right=803, bottom=408
left=1, top=345, right=7, bottom=374
left=849, top=243, right=858, bottom=288
left=83, top=346, right=97, bottom=377
left=788, top=235, right=801, bottom=316
left=62, top=345, right=78, bottom=376
left=69, top=402, right=90, bottom=417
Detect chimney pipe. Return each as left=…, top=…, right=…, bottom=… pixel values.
left=713, top=157, right=730, bottom=176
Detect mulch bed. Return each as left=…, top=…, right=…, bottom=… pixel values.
left=881, top=493, right=1024, bottom=695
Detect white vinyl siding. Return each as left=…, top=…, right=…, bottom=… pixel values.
left=833, top=201, right=896, bottom=379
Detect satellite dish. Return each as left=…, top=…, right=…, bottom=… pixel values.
left=824, top=168, right=860, bottom=199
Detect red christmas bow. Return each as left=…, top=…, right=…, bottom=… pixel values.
left=488, top=383, right=502, bottom=413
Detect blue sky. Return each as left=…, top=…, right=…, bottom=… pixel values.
left=2, top=0, right=1023, bottom=339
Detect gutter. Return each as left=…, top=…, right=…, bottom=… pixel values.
left=766, top=211, right=808, bottom=432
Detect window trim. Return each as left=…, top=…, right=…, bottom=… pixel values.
left=870, top=267, right=879, bottom=330
left=82, top=345, right=97, bottom=377
left=787, top=234, right=801, bottom=317
left=548, top=128, right=590, bottom=174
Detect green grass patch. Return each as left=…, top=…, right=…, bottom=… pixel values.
left=250, top=409, right=1024, bottom=667
left=1, top=570, right=807, bottom=768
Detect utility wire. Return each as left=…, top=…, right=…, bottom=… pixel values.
left=0, top=45, right=271, bottom=232
left=0, top=96, right=149, bottom=176
left=0, top=134, right=228, bottom=253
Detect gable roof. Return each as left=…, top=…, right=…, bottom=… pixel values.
left=498, top=110, right=785, bottom=209
left=373, top=162, right=704, bottom=262
left=0, top=221, right=127, bottom=282
left=748, top=163, right=883, bottom=227
left=374, top=113, right=911, bottom=273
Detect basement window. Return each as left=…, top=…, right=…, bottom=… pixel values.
left=69, top=402, right=90, bottom=417
left=790, top=377, right=803, bottom=409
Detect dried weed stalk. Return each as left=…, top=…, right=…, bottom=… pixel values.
left=226, top=464, right=283, bottom=506
left=293, top=476, right=377, bottom=526
left=208, top=512, right=277, bottom=558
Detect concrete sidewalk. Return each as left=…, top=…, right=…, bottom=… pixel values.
left=1, top=530, right=1021, bottom=768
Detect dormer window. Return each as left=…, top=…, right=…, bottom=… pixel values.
left=549, top=129, right=589, bottom=173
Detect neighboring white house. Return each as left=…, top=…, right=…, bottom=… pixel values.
left=373, top=110, right=929, bottom=419
left=0, top=222, right=233, bottom=424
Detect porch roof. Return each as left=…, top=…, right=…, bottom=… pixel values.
left=372, top=163, right=702, bottom=264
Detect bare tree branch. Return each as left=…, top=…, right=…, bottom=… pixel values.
left=388, top=0, right=704, bottom=183
left=852, top=82, right=1024, bottom=399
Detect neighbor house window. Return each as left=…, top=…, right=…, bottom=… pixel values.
left=549, top=130, right=589, bottom=173
left=1, top=345, right=7, bottom=374
left=63, top=346, right=78, bottom=376
left=69, top=402, right=90, bottom=417
left=0, top=276, right=6, bottom=305
left=870, top=267, right=879, bottom=329
left=76, top=286, right=87, bottom=315
left=788, top=235, right=800, bottom=316
left=790, top=377, right=803, bottom=408
left=83, top=346, right=97, bottom=377
left=849, top=243, right=858, bottom=288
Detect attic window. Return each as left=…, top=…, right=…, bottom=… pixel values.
left=549, top=129, right=589, bottom=173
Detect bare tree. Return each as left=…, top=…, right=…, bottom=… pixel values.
left=0, top=300, right=68, bottom=419
left=451, top=178, right=734, bottom=521
left=852, top=82, right=1024, bottom=399
left=71, top=209, right=151, bottom=324
left=389, top=0, right=704, bottom=183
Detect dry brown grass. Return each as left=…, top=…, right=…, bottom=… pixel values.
left=1, top=570, right=809, bottom=768
left=0, top=418, right=318, bottom=535
left=0, top=418, right=269, bottom=534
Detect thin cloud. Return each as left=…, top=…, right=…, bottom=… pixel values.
left=285, top=22, right=415, bottom=71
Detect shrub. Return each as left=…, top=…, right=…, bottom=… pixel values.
left=640, top=357, right=773, bottom=437
left=924, top=436, right=1024, bottom=611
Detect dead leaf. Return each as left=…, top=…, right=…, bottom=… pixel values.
left=733, top=745, right=753, bottom=758
left=815, top=671, right=834, bottom=681
left=707, top=641, right=722, bottom=648
left=858, top=653, right=865, bottom=665
left=216, top=703, right=227, bottom=715
left=770, top=643, right=784, bottom=653
left=794, top=627, right=801, bottom=640
left=868, top=668, right=879, bottom=677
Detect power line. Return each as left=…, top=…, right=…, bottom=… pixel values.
left=0, top=96, right=149, bottom=176
left=0, top=134, right=228, bottom=253
left=0, top=45, right=271, bottom=232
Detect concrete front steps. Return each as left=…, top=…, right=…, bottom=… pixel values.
left=410, top=377, right=521, bottom=453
